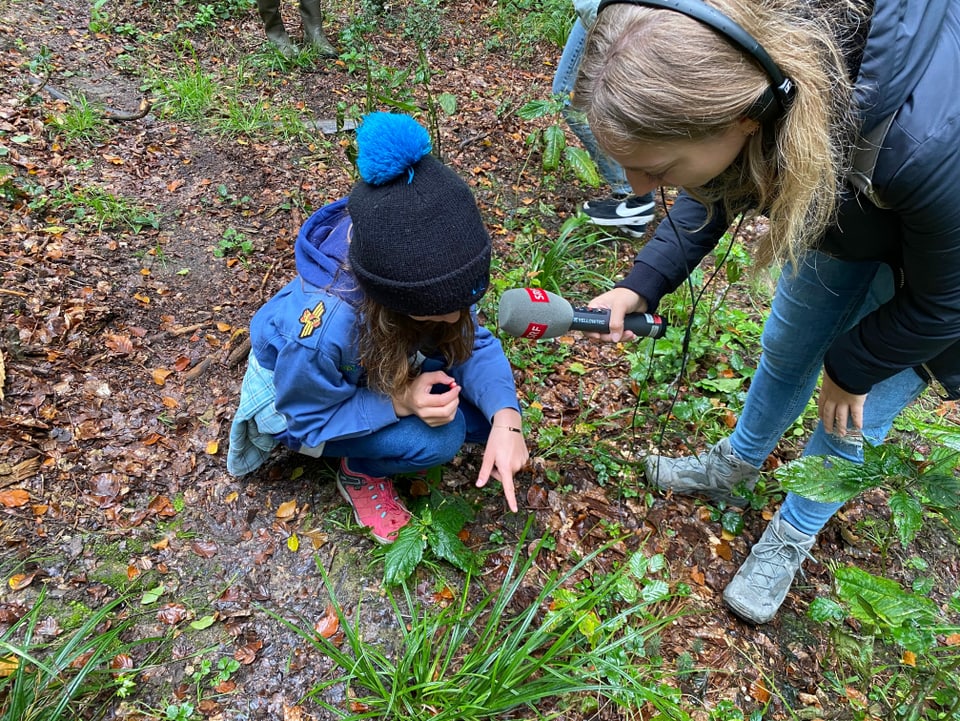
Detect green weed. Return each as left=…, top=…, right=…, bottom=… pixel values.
left=776, top=413, right=960, bottom=563
left=174, top=0, right=254, bottom=32
left=485, top=0, right=574, bottom=56
left=506, top=213, right=621, bottom=294
left=518, top=96, right=603, bottom=188
left=214, top=227, right=253, bottom=260
left=381, top=484, right=479, bottom=585
left=812, top=569, right=960, bottom=720
left=786, top=408, right=960, bottom=719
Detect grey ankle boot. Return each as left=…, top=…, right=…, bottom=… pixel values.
left=299, top=0, right=338, bottom=57
left=722, top=510, right=817, bottom=624
left=256, top=0, right=296, bottom=55
left=643, top=437, right=760, bottom=505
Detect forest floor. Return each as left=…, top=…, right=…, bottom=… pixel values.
left=2, top=0, right=960, bottom=719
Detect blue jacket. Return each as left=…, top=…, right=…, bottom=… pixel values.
left=227, top=197, right=521, bottom=475
left=617, top=0, right=960, bottom=397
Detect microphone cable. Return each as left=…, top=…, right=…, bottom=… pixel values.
left=630, top=186, right=744, bottom=491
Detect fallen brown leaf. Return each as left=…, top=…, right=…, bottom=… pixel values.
left=0, top=489, right=29, bottom=508
left=276, top=499, right=298, bottom=519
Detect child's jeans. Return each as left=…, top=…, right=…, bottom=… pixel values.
left=321, top=401, right=490, bottom=478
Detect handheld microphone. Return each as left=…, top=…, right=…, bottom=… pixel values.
left=498, top=288, right=667, bottom=340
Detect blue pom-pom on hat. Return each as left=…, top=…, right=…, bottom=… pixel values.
left=355, top=112, right=432, bottom=186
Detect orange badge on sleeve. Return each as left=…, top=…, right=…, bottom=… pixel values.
left=299, top=302, right=326, bottom=338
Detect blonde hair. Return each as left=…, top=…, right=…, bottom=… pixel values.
left=573, top=0, right=869, bottom=266
left=356, top=297, right=475, bottom=396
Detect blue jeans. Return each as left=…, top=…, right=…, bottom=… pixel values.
left=322, top=401, right=490, bottom=478
left=729, top=252, right=926, bottom=535
left=553, top=19, right=635, bottom=198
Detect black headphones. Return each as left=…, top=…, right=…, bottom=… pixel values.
left=596, top=0, right=797, bottom=123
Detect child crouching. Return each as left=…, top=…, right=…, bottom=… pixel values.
left=227, top=112, right=528, bottom=543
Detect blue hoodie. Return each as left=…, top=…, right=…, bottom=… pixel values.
left=227, top=198, right=521, bottom=475
left=616, top=0, right=960, bottom=397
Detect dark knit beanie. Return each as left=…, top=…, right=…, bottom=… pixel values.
left=348, top=113, right=491, bottom=316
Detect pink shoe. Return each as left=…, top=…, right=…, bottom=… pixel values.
left=336, top=459, right=412, bottom=544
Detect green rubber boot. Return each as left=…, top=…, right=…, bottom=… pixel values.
left=256, top=0, right=296, bottom=56
left=299, top=0, right=337, bottom=57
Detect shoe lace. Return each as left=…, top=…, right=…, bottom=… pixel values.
left=750, top=524, right=816, bottom=585
left=371, top=486, right=409, bottom=528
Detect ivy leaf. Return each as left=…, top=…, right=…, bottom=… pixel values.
left=564, top=146, right=601, bottom=187
left=426, top=523, right=477, bottom=574
left=384, top=525, right=425, bottom=586
left=720, top=510, right=744, bottom=536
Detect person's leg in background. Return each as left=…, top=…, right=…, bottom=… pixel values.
left=724, top=365, right=926, bottom=622
left=299, top=0, right=338, bottom=58
left=256, top=0, right=295, bottom=55
left=716, top=259, right=927, bottom=622
left=552, top=18, right=654, bottom=238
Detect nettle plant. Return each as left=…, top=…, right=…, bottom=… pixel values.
left=780, top=408, right=960, bottom=720
left=381, top=475, right=480, bottom=586
left=775, top=410, right=960, bottom=554
left=517, top=97, right=602, bottom=190
left=812, top=567, right=960, bottom=721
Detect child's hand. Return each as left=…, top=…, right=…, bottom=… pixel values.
left=392, top=370, right=461, bottom=426
left=476, top=409, right=528, bottom=512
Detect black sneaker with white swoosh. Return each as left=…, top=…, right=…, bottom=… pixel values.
left=582, top=194, right=656, bottom=225
left=581, top=194, right=655, bottom=237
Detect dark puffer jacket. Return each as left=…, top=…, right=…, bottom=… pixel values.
left=616, top=0, right=960, bottom=399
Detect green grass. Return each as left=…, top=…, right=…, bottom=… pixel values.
left=49, top=94, right=109, bottom=144
left=266, top=521, right=692, bottom=720
left=151, top=58, right=218, bottom=122
left=0, top=589, right=166, bottom=721
left=46, top=185, right=160, bottom=232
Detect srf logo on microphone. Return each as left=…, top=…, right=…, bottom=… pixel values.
left=522, top=322, right=548, bottom=339
left=525, top=288, right=550, bottom=303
